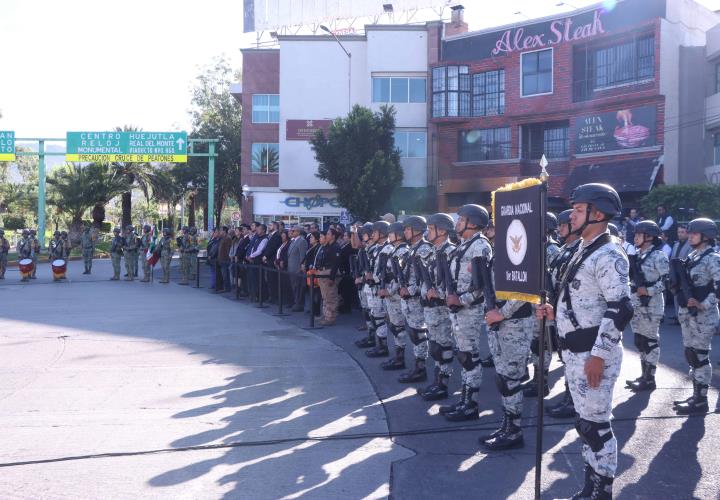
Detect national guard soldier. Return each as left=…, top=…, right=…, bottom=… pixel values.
left=537, top=183, right=632, bottom=499
left=60, top=231, right=70, bottom=259
left=524, top=212, right=562, bottom=398
left=158, top=227, right=175, bottom=284
left=355, top=223, right=376, bottom=347
left=17, top=229, right=32, bottom=282
left=441, top=205, right=492, bottom=422
left=545, top=209, right=581, bottom=418
left=110, top=227, right=124, bottom=281
left=123, top=225, right=138, bottom=281
left=187, top=226, right=200, bottom=281
left=672, top=218, right=720, bottom=415
left=0, top=229, right=9, bottom=279
left=398, top=216, right=432, bottom=384
left=625, top=220, right=669, bottom=393
left=418, top=213, right=457, bottom=401
left=49, top=231, right=66, bottom=282
left=361, top=221, right=390, bottom=355
left=178, top=226, right=190, bottom=285
left=81, top=223, right=96, bottom=274
left=373, top=222, right=409, bottom=366
left=139, top=225, right=153, bottom=282
left=29, top=229, right=40, bottom=278
left=366, top=222, right=396, bottom=357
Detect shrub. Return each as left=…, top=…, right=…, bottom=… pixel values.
left=640, top=184, right=720, bottom=221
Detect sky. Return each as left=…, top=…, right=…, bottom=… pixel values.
left=1, top=0, right=719, bottom=139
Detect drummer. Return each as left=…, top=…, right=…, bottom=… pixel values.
left=17, top=229, right=33, bottom=282
left=49, top=231, right=67, bottom=281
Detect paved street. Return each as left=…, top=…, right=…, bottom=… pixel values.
left=1, top=259, right=720, bottom=499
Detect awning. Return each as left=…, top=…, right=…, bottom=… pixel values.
left=564, top=157, right=662, bottom=197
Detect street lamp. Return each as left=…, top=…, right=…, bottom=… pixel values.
left=320, top=24, right=352, bottom=114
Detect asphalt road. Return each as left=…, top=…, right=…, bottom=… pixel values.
left=1, top=259, right=719, bottom=499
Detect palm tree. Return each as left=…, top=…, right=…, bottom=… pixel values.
left=47, top=162, right=130, bottom=243
left=112, top=125, right=158, bottom=228
left=151, top=164, right=186, bottom=230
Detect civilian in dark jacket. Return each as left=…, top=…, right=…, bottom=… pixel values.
left=337, top=230, right=356, bottom=313
left=263, top=221, right=283, bottom=302
left=247, top=224, right=269, bottom=301
left=302, top=231, right=322, bottom=316
left=216, top=226, right=233, bottom=293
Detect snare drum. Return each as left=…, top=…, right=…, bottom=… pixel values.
left=52, top=259, right=67, bottom=279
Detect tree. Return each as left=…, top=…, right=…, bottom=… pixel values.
left=640, top=184, right=720, bottom=221
left=46, top=162, right=130, bottom=243
left=311, top=105, right=403, bottom=221
left=188, top=56, right=242, bottom=229
left=112, top=125, right=156, bottom=228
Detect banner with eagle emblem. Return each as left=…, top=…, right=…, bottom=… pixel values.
left=491, top=178, right=545, bottom=304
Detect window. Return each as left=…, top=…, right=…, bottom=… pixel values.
left=715, top=133, right=720, bottom=165
left=574, top=36, right=655, bottom=101
left=472, top=70, right=505, bottom=117
left=252, top=94, right=279, bottom=123
left=251, top=143, right=279, bottom=173
left=458, top=127, right=511, bottom=162
left=521, top=49, right=553, bottom=97
left=395, top=131, right=427, bottom=158
left=521, top=121, right=569, bottom=160
left=372, top=77, right=426, bottom=103
left=432, top=65, right=470, bottom=117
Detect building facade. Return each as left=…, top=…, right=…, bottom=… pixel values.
left=704, top=24, right=720, bottom=185
left=428, top=0, right=718, bottom=212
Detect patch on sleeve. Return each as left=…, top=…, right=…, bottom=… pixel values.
left=614, top=257, right=629, bottom=276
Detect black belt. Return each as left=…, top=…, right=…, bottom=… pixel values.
left=558, top=327, right=599, bottom=353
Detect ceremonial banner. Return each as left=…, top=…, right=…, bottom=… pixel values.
left=492, top=178, right=544, bottom=304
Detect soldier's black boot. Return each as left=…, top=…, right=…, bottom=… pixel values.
left=523, top=368, right=549, bottom=398
left=566, top=463, right=594, bottom=500
left=479, top=355, right=495, bottom=368
left=381, top=347, right=406, bottom=370
left=444, top=385, right=479, bottom=421
left=365, top=337, right=389, bottom=358
left=675, top=382, right=708, bottom=415
left=548, top=384, right=576, bottom=418
left=579, top=468, right=613, bottom=500
left=479, top=411, right=510, bottom=443
left=481, top=411, right=523, bottom=450
left=628, top=362, right=656, bottom=392
left=439, top=384, right=466, bottom=415
left=398, top=358, right=427, bottom=383
left=419, top=370, right=449, bottom=401
left=625, top=360, right=647, bottom=390
left=355, top=329, right=376, bottom=348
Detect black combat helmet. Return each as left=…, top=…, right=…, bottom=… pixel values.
left=113, top=227, right=121, bottom=234
left=143, top=224, right=151, bottom=233
left=427, top=213, right=455, bottom=232
left=54, top=230, right=61, bottom=237
left=558, top=209, right=572, bottom=226
left=359, top=222, right=374, bottom=238
left=688, top=218, right=718, bottom=239
left=634, top=220, right=661, bottom=238
left=457, top=204, right=489, bottom=229
left=163, top=227, right=171, bottom=236
left=402, top=215, right=427, bottom=233
left=546, top=212, right=558, bottom=232
left=388, top=222, right=405, bottom=237
left=372, top=220, right=390, bottom=237
left=570, top=183, right=621, bottom=217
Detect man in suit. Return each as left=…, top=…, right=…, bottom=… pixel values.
left=288, top=225, right=309, bottom=312
left=263, top=221, right=283, bottom=302
left=247, top=223, right=269, bottom=301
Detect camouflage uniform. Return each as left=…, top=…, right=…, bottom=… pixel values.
left=30, top=231, right=40, bottom=278
left=17, top=232, right=32, bottom=281
left=123, top=227, right=138, bottom=281
left=381, top=241, right=409, bottom=354
left=555, top=232, right=630, bottom=480
left=158, top=232, right=174, bottom=283
left=139, top=227, right=153, bottom=282
left=48, top=234, right=66, bottom=281
left=362, top=242, right=387, bottom=343
left=81, top=227, right=96, bottom=274
left=399, top=238, right=433, bottom=377
left=110, top=230, right=124, bottom=280
left=178, top=228, right=189, bottom=285
left=0, top=231, right=9, bottom=279
left=629, top=246, right=669, bottom=371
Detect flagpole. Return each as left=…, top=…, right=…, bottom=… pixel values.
left=535, top=155, right=550, bottom=500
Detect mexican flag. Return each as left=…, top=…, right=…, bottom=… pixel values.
left=147, top=225, right=161, bottom=266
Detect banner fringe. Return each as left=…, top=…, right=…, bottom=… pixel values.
left=496, top=291, right=542, bottom=305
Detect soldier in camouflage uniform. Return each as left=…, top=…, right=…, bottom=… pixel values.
left=361, top=222, right=390, bottom=356
left=139, top=225, right=153, bottom=282
left=537, top=183, right=632, bottom=499
left=417, top=213, right=457, bottom=401
left=524, top=213, right=562, bottom=399
left=354, top=223, right=376, bottom=347
left=48, top=231, right=65, bottom=281
left=0, top=229, right=9, bottom=279
left=398, top=216, right=432, bottom=384
left=29, top=229, right=40, bottom=278
left=17, top=229, right=32, bottom=282
left=372, top=222, right=409, bottom=366
left=81, top=223, right=96, bottom=274
left=673, top=218, right=720, bottom=415
left=123, top=225, right=138, bottom=281
left=187, top=226, right=200, bottom=281
left=158, top=227, right=174, bottom=284
left=625, top=220, right=669, bottom=393
left=178, top=226, right=190, bottom=285
left=441, top=205, right=493, bottom=422
left=110, top=227, right=124, bottom=281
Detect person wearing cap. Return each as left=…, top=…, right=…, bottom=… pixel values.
left=537, top=183, right=632, bottom=499
left=109, top=227, right=124, bottom=281
left=123, top=225, right=138, bottom=281
left=361, top=222, right=391, bottom=345
left=139, top=225, right=153, bottom=282
left=398, top=216, right=432, bottom=384
left=316, top=228, right=342, bottom=326
left=0, top=229, right=9, bottom=279
left=29, top=229, right=40, bottom=278
left=369, top=222, right=406, bottom=360
left=672, top=218, right=720, bottom=415
left=440, top=205, right=492, bottom=422
left=157, top=227, right=175, bottom=284
left=625, top=220, right=669, bottom=393
left=417, top=213, right=457, bottom=401
left=545, top=209, right=581, bottom=419
left=81, top=223, right=97, bottom=274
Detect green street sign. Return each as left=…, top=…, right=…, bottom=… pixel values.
left=66, top=131, right=187, bottom=163
left=0, top=131, right=15, bottom=161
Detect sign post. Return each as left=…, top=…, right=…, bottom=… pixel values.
left=0, top=131, right=15, bottom=161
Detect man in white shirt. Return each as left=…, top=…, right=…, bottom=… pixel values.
left=656, top=205, right=675, bottom=243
